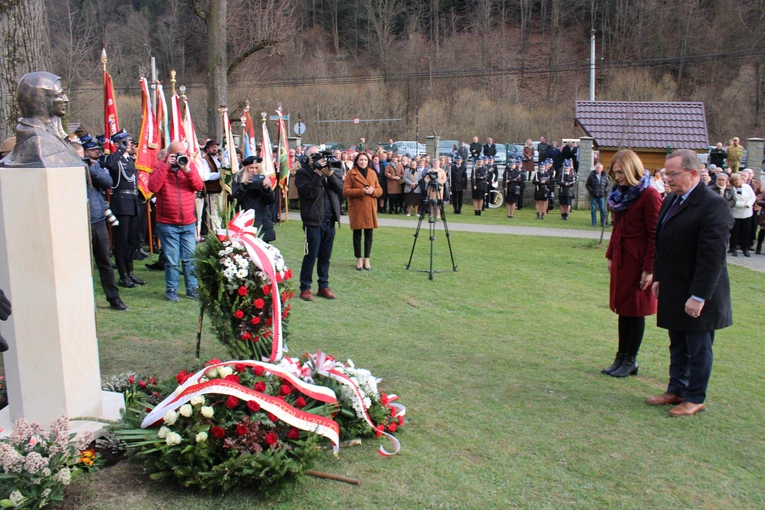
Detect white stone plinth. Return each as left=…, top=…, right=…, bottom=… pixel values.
left=0, top=166, right=105, bottom=429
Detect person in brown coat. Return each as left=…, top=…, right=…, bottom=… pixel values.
left=343, top=152, right=383, bottom=271
left=384, top=153, right=405, bottom=214
left=602, top=150, right=662, bottom=378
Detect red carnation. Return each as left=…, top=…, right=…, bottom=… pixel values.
left=267, top=413, right=278, bottom=423
left=247, top=400, right=261, bottom=412
left=287, top=428, right=300, bottom=440
left=254, top=382, right=266, bottom=392
left=225, top=374, right=240, bottom=384
left=234, top=310, right=245, bottom=319
left=226, top=396, right=239, bottom=409
left=128, top=375, right=135, bottom=384
left=265, top=432, right=278, bottom=446
left=381, top=394, right=389, bottom=405
left=276, top=273, right=283, bottom=283
left=388, top=422, right=397, bottom=433
left=237, top=285, right=248, bottom=296
left=253, top=298, right=265, bottom=309
left=211, top=426, right=225, bottom=439
left=262, top=284, right=271, bottom=295
left=253, top=366, right=265, bottom=376
left=279, top=384, right=292, bottom=396
left=250, top=316, right=261, bottom=325
left=294, top=397, right=306, bottom=408
left=241, top=332, right=252, bottom=341
left=236, top=423, right=248, bottom=436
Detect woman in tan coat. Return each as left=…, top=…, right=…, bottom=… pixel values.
left=384, top=153, right=405, bottom=214
left=343, top=152, right=383, bottom=270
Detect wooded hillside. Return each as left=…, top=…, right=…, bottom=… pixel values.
left=25, top=0, right=765, bottom=145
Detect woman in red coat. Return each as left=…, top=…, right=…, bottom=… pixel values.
left=602, top=150, right=662, bottom=377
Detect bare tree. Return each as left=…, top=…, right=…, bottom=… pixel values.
left=48, top=0, right=100, bottom=97
left=0, top=0, right=52, bottom=139
left=359, top=0, right=405, bottom=75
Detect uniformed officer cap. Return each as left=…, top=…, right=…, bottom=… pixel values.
left=112, top=129, right=130, bottom=142
left=242, top=156, right=262, bottom=166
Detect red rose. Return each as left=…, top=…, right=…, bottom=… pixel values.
left=254, top=382, right=266, bottom=392
left=279, top=384, right=291, bottom=396
left=247, top=400, right=261, bottom=412
left=264, top=331, right=272, bottom=338
left=281, top=291, right=287, bottom=302
left=250, top=316, right=261, bottom=325
left=236, top=423, right=248, bottom=436
left=287, top=428, right=300, bottom=439
left=288, top=291, right=294, bottom=299
left=294, top=397, right=306, bottom=408
left=381, top=394, right=389, bottom=405
left=175, top=370, right=188, bottom=384
left=253, top=298, right=265, bottom=309
left=128, top=375, right=135, bottom=384
left=139, top=380, right=147, bottom=388
left=237, top=285, right=248, bottom=296
left=234, top=310, right=245, bottom=319
left=267, top=413, right=278, bottom=423
left=235, top=363, right=247, bottom=373
left=225, top=374, right=240, bottom=384
left=211, top=426, right=225, bottom=439
left=253, top=366, right=265, bottom=377
left=262, top=284, right=272, bottom=295
left=398, top=415, right=404, bottom=425
left=276, top=273, right=283, bottom=283
left=153, top=391, right=160, bottom=397
left=390, top=407, right=396, bottom=417
left=241, top=332, right=252, bottom=341
left=388, top=422, right=397, bottom=433
left=226, top=396, right=239, bottom=409
left=375, top=425, right=384, bottom=437
left=266, top=317, right=273, bottom=326
left=149, top=377, right=158, bottom=385
left=265, top=432, right=278, bottom=446
left=205, top=358, right=222, bottom=366
left=285, top=269, right=292, bottom=280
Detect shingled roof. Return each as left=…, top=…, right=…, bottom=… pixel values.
left=575, top=101, right=709, bottom=150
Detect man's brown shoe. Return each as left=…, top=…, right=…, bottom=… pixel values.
left=646, top=392, right=684, bottom=406
left=299, top=289, right=314, bottom=301
left=669, top=402, right=706, bottom=416
left=317, top=288, right=337, bottom=299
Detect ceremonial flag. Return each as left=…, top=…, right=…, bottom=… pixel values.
left=156, top=82, right=169, bottom=149
left=242, top=109, right=255, bottom=159
left=183, top=96, right=205, bottom=175
left=222, top=108, right=239, bottom=177
left=135, top=77, right=160, bottom=199
left=102, top=49, right=119, bottom=154
left=276, top=108, right=290, bottom=189
left=170, top=94, right=186, bottom=143
left=261, top=117, right=276, bottom=187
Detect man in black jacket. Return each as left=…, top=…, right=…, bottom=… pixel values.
left=708, top=143, right=727, bottom=169
left=295, top=146, right=343, bottom=301
left=483, top=138, right=497, bottom=159
left=648, top=149, right=733, bottom=416
left=537, top=136, right=551, bottom=164
left=469, top=136, right=482, bottom=168
left=585, top=163, right=609, bottom=227
left=450, top=155, right=468, bottom=214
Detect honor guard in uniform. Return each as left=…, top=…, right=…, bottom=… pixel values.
left=503, top=157, right=524, bottom=218
left=471, top=157, right=488, bottom=215
left=450, top=155, right=468, bottom=214
left=484, top=156, right=498, bottom=210
left=557, top=159, right=577, bottom=220
left=104, top=129, right=145, bottom=288
left=533, top=158, right=554, bottom=219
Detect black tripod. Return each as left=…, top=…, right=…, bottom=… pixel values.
left=406, top=176, right=457, bottom=280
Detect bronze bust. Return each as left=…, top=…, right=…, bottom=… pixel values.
left=0, top=72, right=83, bottom=168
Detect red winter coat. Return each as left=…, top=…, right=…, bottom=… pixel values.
left=606, top=186, right=661, bottom=316
left=148, top=161, right=205, bottom=226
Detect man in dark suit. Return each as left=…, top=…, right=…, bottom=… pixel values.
left=648, top=149, right=733, bottom=416
left=483, top=137, right=497, bottom=159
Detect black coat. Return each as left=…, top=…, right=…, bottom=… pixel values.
left=295, top=160, right=343, bottom=228
left=232, top=178, right=276, bottom=242
left=533, top=170, right=552, bottom=200
left=469, top=142, right=482, bottom=158
left=654, top=184, right=734, bottom=332
left=503, top=168, right=523, bottom=195
left=483, top=143, right=497, bottom=158
left=471, top=166, right=488, bottom=192
left=709, top=148, right=727, bottom=168
left=557, top=171, right=576, bottom=197
left=586, top=171, right=610, bottom=198
left=450, top=163, right=468, bottom=192
left=104, top=150, right=141, bottom=216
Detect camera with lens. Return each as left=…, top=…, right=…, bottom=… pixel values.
left=175, top=153, right=189, bottom=167
left=311, top=150, right=342, bottom=171
left=104, top=208, right=119, bottom=227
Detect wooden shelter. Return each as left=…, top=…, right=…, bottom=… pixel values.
left=574, top=101, right=709, bottom=171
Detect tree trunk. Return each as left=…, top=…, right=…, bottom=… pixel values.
left=0, top=0, right=52, bottom=140
left=206, top=0, right=227, bottom=141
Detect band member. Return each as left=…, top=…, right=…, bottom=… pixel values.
left=503, top=157, right=524, bottom=218
left=471, top=157, right=488, bottom=215
left=450, top=155, right=468, bottom=214
left=483, top=156, right=498, bottom=210
left=533, top=159, right=553, bottom=219
left=557, top=159, right=577, bottom=220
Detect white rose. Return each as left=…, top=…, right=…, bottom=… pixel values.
left=217, top=366, right=233, bottom=378
left=195, top=432, right=208, bottom=443
left=205, top=367, right=218, bottom=379
left=179, top=404, right=193, bottom=417
left=200, top=406, right=214, bottom=418
left=163, top=410, right=179, bottom=426
left=157, top=426, right=171, bottom=439
left=165, top=432, right=182, bottom=446
left=190, top=396, right=205, bottom=406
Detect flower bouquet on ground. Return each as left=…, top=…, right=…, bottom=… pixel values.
left=0, top=416, right=92, bottom=509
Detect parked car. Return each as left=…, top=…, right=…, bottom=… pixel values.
left=392, top=141, right=426, bottom=158
left=493, top=143, right=507, bottom=166
left=505, top=143, right=524, bottom=162
left=438, top=140, right=460, bottom=157
left=321, top=141, right=344, bottom=152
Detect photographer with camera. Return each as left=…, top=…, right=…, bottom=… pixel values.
left=344, top=152, right=383, bottom=271
left=82, top=137, right=128, bottom=311
left=295, top=146, right=344, bottom=300
left=232, top=156, right=275, bottom=243
left=148, top=142, right=205, bottom=301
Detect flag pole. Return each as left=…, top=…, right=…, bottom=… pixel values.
left=171, top=69, right=176, bottom=96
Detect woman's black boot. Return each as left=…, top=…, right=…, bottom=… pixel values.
left=610, top=356, right=638, bottom=377
left=601, top=353, right=625, bottom=375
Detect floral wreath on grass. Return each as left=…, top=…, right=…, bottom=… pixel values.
left=113, top=210, right=406, bottom=493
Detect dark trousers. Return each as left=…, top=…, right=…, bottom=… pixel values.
left=730, top=217, right=751, bottom=251
left=667, top=329, right=715, bottom=404
left=452, top=190, right=464, bottom=212
left=300, top=220, right=335, bottom=291
left=352, top=229, right=373, bottom=258
left=136, top=200, right=148, bottom=246
left=113, top=214, right=139, bottom=268
left=617, top=315, right=645, bottom=356
left=91, top=220, right=120, bottom=301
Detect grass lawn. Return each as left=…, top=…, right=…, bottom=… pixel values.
left=64, top=219, right=765, bottom=509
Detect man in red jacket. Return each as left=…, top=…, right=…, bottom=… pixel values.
left=148, top=142, right=205, bottom=301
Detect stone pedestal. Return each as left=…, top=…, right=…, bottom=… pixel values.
left=575, top=137, right=594, bottom=209
left=426, top=136, right=440, bottom=161
left=746, top=138, right=763, bottom=180
left=0, top=166, right=123, bottom=436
